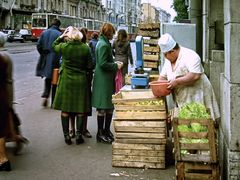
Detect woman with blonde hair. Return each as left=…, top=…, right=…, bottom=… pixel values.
left=52, top=26, right=94, bottom=145
left=92, top=23, right=123, bottom=144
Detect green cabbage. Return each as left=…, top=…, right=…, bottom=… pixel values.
left=178, top=102, right=211, bottom=119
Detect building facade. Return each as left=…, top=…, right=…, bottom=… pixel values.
left=0, top=0, right=106, bottom=30
left=101, top=0, right=141, bottom=34
left=141, top=3, right=171, bottom=23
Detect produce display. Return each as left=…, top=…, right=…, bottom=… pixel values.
left=178, top=102, right=210, bottom=119
left=177, top=102, right=211, bottom=155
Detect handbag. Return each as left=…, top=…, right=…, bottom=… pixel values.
left=52, top=68, right=59, bottom=85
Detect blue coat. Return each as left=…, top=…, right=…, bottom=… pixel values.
left=36, top=25, right=62, bottom=78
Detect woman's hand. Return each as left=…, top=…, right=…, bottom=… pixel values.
left=167, top=79, right=178, bottom=90
left=115, top=61, right=123, bottom=69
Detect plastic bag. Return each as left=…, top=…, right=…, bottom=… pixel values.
left=115, top=69, right=123, bottom=93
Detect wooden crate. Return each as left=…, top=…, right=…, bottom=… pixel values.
left=143, top=54, right=159, bottom=61
left=139, top=23, right=160, bottom=30
left=173, top=118, right=217, bottom=163
left=114, top=119, right=167, bottom=144
left=112, top=142, right=165, bottom=169
left=112, top=90, right=166, bottom=119
left=176, top=162, right=220, bottom=180
left=144, top=60, right=159, bottom=69
left=138, top=29, right=160, bottom=38
left=144, top=46, right=160, bottom=53
left=143, top=39, right=158, bottom=46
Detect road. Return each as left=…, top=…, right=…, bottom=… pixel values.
left=1, top=42, right=175, bottom=180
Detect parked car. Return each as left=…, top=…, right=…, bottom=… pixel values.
left=19, top=29, right=33, bottom=41
left=6, top=30, right=24, bottom=43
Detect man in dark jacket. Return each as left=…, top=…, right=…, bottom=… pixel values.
left=36, top=18, right=62, bottom=107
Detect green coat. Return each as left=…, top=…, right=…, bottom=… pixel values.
left=92, top=35, right=118, bottom=109
left=52, top=37, right=93, bottom=113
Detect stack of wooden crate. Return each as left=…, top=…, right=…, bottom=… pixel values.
left=173, top=115, right=220, bottom=179
left=112, top=89, right=167, bottom=169
left=138, top=23, right=160, bottom=70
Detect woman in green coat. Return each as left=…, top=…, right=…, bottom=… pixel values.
left=52, top=26, right=93, bottom=145
left=92, top=23, right=123, bottom=144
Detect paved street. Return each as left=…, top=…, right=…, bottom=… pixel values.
left=1, top=42, right=175, bottom=180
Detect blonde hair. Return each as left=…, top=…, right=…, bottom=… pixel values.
left=64, top=26, right=83, bottom=41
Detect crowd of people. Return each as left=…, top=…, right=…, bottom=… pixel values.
left=0, top=18, right=220, bottom=172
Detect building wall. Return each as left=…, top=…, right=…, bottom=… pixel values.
left=190, top=0, right=240, bottom=179
left=0, top=0, right=105, bottom=30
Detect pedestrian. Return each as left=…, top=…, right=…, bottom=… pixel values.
left=92, top=23, right=123, bottom=144
left=36, top=18, right=62, bottom=107
left=158, top=33, right=220, bottom=121
left=112, top=29, right=133, bottom=85
left=52, top=26, right=94, bottom=145
left=68, top=28, right=94, bottom=139
left=0, top=46, right=11, bottom=171
left=0, top=33, right=29, bottom=171
left=89, top=32, right=99, bottom=68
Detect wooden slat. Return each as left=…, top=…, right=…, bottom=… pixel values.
left=112, top=154, right=164, bottom=163
left=115, top=132, right=166, bottom=139
left=143, top=39, right=158, bottom=45
left=114, top=104, right=165, bottom=111
left=115, top=138, right=167, bottom=144
left=178, top=132, right=208, bottom=139
left=143, top=61, right=159, bottom=68
left=115, top=126, right=166, bottom=133
left=138, top=29, right=160, bottom=38
left=114, top=111, right=167, bottom=119
left=181, top=154, right=211, bottom=162
left=114, top=120, right=166, bottom=128
left=112, top=149, right=165, bottom=156
left=180, top=143, right=209, bottom=150
left=144, top=46, right=160, bottom=52
left=143, top=54, right=159, bottom=61
left=112, top=161, right=165, bottom=169
left=139, top=23, right=160, bottom=30
left=112, top=142, right=164, bottom=150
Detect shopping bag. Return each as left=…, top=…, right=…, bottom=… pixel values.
left=52, top=68, right=59, bottom=85
left=115, top=69, right=123, bottom=93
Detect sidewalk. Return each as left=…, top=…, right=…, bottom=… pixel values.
left=2, top=87, right=175, bottom=180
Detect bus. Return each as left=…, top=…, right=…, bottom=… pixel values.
left=31, top=13, right=104, bottom=40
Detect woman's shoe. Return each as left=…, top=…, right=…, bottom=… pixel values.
left=14, top=136, right=29, bottom=155
left=96, top=130, right=112, bottom=144
left=83, top=130, right=92, bottom=138
left=105, top=130, right=114, bottom=142
left=0, top=161, right=11, bottom=171
left=64, top=135, right=72, bottom=145
left=69, top=130, right=75, bottom=138
left=76, top=135, right=84, bottom=145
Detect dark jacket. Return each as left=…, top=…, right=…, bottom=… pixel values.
left=36, top=25, right=62, bottom=78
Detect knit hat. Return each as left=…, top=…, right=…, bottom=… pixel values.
left=158, top=33, right=176, bottom=53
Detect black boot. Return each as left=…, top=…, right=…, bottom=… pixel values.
left=0, top=161, right=11, bottom=171
left=61, top=116, right=72, bottom=145
left=105, top=113, right=114, bottom=142
left=97, top=115, right=111, bottom=144
left=76, top=116, right=84, bottom=145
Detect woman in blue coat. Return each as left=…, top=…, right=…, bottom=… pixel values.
left=92, top=23, right=123, bottom=144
